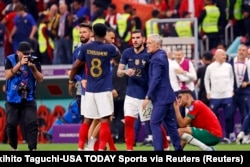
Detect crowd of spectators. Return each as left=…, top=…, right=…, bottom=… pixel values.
left=0, top=0, right=250, bottom=66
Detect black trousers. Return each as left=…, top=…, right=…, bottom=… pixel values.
left=111, top=99, right=125, bottom=142
left=5, top=100, right=38, bottom=150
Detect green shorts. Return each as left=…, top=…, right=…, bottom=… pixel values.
left=191, top=127, right=221, bottom=146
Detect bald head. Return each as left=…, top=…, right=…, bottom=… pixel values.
left=214, top=49, right=225, bottom=55
left=214, top=49, right=227, bottom=63
left=59, top=2, right=68, bottom=14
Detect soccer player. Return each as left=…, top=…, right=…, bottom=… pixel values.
left=84, top=27, right=118, bottom=151
left=68, top=22, right=93, bottom=151
left=173, top=89, right=223, bottom=150
left=69, top=23, right=118, bottom=151
left=117, top=29, right=151, bottom=151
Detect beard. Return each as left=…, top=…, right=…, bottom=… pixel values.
left=133, top=43, right=143, bottom=51
left=80, top=38, right=89, bottom=44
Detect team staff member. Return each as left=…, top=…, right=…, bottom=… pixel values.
left=69, top=23, right=118, bottom=151
left=204, top=49, right=234, bottom=143
left=5, top=41, right=43, bottom=151
left=173, top=89, right=222, bottom=150
left=117, top=29, right=151, bottom=151
left=196, top=51, right=214, bottom=106
left=142, top=34, right=182, bottom=151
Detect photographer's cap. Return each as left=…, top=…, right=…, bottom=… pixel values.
left=17, top=41, right=34, bottom=53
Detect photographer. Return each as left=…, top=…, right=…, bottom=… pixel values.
left=4, top=41, right=43, bottom=151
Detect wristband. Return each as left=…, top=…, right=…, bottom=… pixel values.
left=69, top=80, right=74, bottom=84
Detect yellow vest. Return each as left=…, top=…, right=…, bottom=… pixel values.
left=145, top=18, right=159, bottom=37
left=202, top=6, right=220, bottom=33
left=38, top=23, right=54, bottom=53
left=175, top=21, right=192, bottom=37
left=117, top=13, right=131, bottom=42
left=92, top=18, right=106, bottom=26
left=72, top=25, right=80, bottom=50
left=233, top=0, right=243, bottom=20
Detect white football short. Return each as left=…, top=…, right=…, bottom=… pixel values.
left=84, top=91, right=114, bottom=119
left=124, top=95, right=153, bottom=121
left=80, top=95, right=86, bottom=116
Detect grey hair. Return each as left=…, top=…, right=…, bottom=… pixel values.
left=148, top=34, right=162, bottom=46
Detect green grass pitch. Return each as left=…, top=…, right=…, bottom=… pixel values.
left=1, top=142, right=250, bottom=151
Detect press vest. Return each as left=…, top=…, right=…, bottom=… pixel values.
left=117, top=13, right=131, bottom=42
left=6, top=54, right=36, bottom=103
left=175, top=20, right=192, bottom=37
left=72, top=25, right=80, bottom=50
left=227, top=0, right=243, bottom=20
left=38, top=23, right=54, bottom=53
left=145, top=18, right=159, bottom=38
left=202, top=5, right=220, bottom=33
left=92, top=18, right=106, bottom=26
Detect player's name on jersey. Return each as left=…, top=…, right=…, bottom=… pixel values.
left=87, top=49, right=108, bottom=56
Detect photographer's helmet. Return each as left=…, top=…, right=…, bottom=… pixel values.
left=17, top=41, right=34, bottom=55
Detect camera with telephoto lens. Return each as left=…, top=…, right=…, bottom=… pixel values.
left=18, top=82, right=30, bottom=100
left=27, top=55, right=39, bottom=63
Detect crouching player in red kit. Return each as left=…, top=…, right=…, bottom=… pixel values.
left=69, top=23, right=119, bottom=150
left=173, top=89, right=223, bottom=150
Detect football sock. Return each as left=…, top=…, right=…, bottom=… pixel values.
left=181, top=133, right=212, bottom=151
left=93, top=140, right=99, bottom=151
left=78, top=123, right=89, bottom=149
left=124, top=116, right=135, bottom=150
left=108, top=134, right=117, bottom=151
left=99, top=122, right=111, bottom=150
left=87, top=136, right=97, bottom=150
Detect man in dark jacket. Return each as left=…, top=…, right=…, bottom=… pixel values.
left=142, top=34, right=182, bottom=151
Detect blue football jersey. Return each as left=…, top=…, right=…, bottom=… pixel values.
left=78, top=41, right=117, bottom=92
left=120, top=47, right=150, bottom=99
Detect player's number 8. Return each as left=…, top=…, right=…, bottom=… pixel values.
left=90, top=58, right=102, bottom=77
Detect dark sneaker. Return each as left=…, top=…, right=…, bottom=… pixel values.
left=141, top=140, right=153, bottom=146
left=221, top=137, right=231, bottom=144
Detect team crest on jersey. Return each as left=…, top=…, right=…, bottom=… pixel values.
left=135, top=59, right=140, bottom=65
left=189, top=105, right=194, bottom=111
left=142, top=59, right=146, bottom=66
